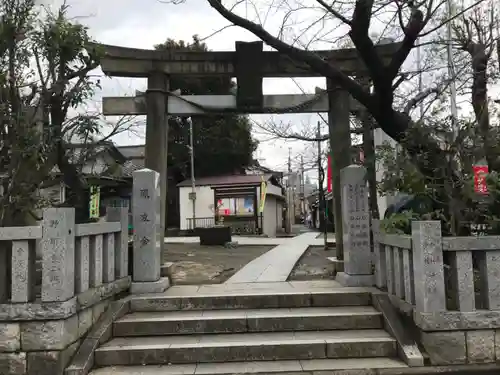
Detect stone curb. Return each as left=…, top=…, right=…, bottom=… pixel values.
left=0, top=277, right=131, bottom=321
left=130, top=277, right=170, bottom=294
left=371, top=292, right=425, bottom=367
left=64, top=298, right=130, bottom=375
left=160, top=262, right=174, bottom=278
left=372, top=363, right=500, bottom=374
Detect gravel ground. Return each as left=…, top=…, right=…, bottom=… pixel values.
left=288, top=245, right=336, bottom=281
left=162, top=243, right=274, bottom=285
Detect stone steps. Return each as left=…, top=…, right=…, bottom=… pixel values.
left=113, top=306, right=384, bottom=336
left=89, top=358, right=408, bottom=375
left=95, top=329, right=397, bottom=366
left=89, top=283, right=407, bottom=374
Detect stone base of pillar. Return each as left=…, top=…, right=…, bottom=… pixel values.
left=336, top=272, right=374, bottom=287
left=131, top=277, right=170, bottom=294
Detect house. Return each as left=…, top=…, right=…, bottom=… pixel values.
left=177, top=174, right=285, bottom=237
left=38, top=142, right=142, bottom=220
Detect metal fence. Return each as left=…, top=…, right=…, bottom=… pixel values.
left=186, top=215, right=263, bottom=235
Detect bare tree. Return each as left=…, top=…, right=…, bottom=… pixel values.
left=161, top=0, right=487, bottom=177
left=453, top=3, right=499, bottom=169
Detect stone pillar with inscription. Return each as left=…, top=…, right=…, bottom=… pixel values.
left=411, top=220, right=446, bottom=314
left=131, top=168, right=170, bottom=294
left=336, top=165, right=374, bottom=286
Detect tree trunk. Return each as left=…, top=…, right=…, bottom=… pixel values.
left=469, top=44, right=494, bottom=169
left=56, top=143, right=89, bottom=224
left=362, top=113, right=380, bottom=219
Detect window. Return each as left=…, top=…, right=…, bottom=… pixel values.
left=217, top=197, right=254, bottom=216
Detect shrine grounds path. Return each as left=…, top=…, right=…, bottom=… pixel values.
left=163, top=231, right=336, bottom=285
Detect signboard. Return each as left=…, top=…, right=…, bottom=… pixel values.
left=473, top=165, right=489, bottom=195
left=327, top=155, right=332, bottom=193
left=89, top=186, right=100, bottom=219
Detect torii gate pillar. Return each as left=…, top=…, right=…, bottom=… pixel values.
left=145, top=72, right=169, bottom=247
left=327, top=79, right=352, bottom=263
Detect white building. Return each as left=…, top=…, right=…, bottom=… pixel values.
left=373, top=128, right=402, bottom=218
left=177, top=174, right=285, bottom=237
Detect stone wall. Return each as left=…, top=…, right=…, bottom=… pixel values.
left=0, top=205, right=130, bottom=375
left=373, top=219, right=500, bottom=366
left=0, top=171, right=169, bottom=374
left=421, top=329, right=499, bottom=365
left=0, top=277, right=130, bottom=375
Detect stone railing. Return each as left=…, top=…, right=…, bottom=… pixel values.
left=372, top=220, right=415, bottom=308
left=372, top=219, right=500, bottom=365
left=0, top=206, right=130, bottom=375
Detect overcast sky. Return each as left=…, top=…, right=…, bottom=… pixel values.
left=47, top=0, right=330, bottom=177
left=48, top=0, right=496, bottom=179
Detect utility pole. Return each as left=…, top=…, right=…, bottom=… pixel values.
left=188, top=117, right=196, bottom=229
left=288, top=147, right=292, bottom=173
left=285, top=147, right=292, bottom=233
left=300, top=155, right=305, bottom=216
left=317, top=121, right=327, bottom=249
left=289, top=147, right=295, bottom=228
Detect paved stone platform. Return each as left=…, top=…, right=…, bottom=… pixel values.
left=165, top=233, right=332, bottom=247
left=165, top=236, right=288, bottom=246
left=225, top=232, right=327, bottom=283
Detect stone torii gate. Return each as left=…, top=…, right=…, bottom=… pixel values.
left=98, top=41, right=399, bottom=259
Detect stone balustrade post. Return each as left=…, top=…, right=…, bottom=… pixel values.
left=106, top=204, right=129, bottom=278
left=372, top=219, right=387, bottom=289
left=411, top=221, right=446, bottom=313
left=40, top=208, right=75, bottom=302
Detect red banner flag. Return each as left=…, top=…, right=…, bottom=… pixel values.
left=473, top=165, right=489, bottom=194
left=327, top=155, right=332, bottom=192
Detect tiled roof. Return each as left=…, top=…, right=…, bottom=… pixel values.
left=116, top=145, right=145, bottom=159
left=177, top=174, right=273, bottom=187
left=120, top=159, right=144, bottom=177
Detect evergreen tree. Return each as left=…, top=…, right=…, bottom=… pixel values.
left=155, top=36, right=258, bottom=226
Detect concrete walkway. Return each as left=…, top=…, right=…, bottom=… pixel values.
left=225, top=232, right=320, bottom=283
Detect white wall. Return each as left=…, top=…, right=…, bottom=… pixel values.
left=179, top=186, right=214, bottom=230
left=266, top=184, right=282, bottom=197
left=263, top=197, right=278, bottom=237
